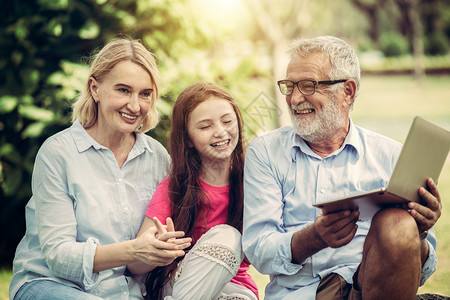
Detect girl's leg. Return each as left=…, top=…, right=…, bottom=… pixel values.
left=164, top=224, right=244, bottom=300
left=14, top=280, right=103, bottom=300
left=217, top=281, right=258, bottom=300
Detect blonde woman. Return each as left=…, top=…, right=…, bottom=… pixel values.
left=9, top=39, right=191, bottom=300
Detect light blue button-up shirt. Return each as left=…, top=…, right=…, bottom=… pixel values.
left=243, top=121, right=437, bottom=300
left=9, top=121, right=170, bottom=299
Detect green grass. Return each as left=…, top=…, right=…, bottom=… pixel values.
left=1, top=75, right=449, bottom=299
left=361, top=54, right=450, bottom=74
left=0, top=269, right=11, bottom=300
left=352, top=75, right=450, bottom=143
left=354, top=74, right=450, bottom=297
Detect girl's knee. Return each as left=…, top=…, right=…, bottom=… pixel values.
left=192, top=225, right=243, bottom=276
left=198, top=224, right=242, bottom=251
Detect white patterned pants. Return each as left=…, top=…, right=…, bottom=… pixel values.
left=163, top=224, right=257, bottom=300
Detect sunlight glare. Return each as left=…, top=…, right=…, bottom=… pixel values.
left=193, top=0, right=245, bottom=33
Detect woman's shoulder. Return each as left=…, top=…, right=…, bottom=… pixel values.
left=139, top=133, right=169, bottom=156
left=37, top=125, right=76, bottom=157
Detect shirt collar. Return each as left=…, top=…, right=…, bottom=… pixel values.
left=70, top=120, right=154, bottom=156
left=290, top=118, right=362, bottom=161
left=129, top=131, right=154, bottom=160
left=70, top=121, right=101, bottom=153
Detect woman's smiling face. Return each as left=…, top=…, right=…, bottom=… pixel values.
left=90, top=60, right=154, bottom=139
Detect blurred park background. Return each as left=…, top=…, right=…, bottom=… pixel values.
left=1, top=0, right=450, bottom=298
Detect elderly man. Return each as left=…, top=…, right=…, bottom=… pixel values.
left=243, top=36, right=440, bottom=300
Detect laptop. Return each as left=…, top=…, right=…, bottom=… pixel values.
left=313, top=116, right=450, bottom=219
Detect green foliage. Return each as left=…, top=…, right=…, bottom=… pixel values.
left=0, top=0, right=246, bottom=266
left=422, top=0, right=450, bottom=56
left=0, top=268, right=13, bottom=299
left=379, top=32, right=410, bottom=57
left=360, top=54, right=450, bottom=74
left=0, top=0, right=146, bottom=265
left=425, top=32, right=450, bottom=56
left=130, top=0, right=215, bottom=146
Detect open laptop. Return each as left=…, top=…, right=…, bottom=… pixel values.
left=313, top=116, right=450, bottom=219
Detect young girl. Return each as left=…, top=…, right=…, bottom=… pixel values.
left=127, top=82, right=258, bottom=299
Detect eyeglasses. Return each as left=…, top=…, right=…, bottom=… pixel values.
left=277, top=79, right=347, bottom=96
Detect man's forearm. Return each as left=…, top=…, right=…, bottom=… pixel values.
left=291, top=223, right=328, bottom=264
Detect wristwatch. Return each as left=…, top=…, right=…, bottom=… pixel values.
left=419, top=230, right=428, bottom=241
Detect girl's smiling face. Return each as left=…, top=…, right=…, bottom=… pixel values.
left=187, top=96, right=239, bottom=163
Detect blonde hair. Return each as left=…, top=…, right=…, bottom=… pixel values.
left=72, top=38, right=160, bottom=133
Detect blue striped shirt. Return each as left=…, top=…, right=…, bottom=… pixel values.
left=10, top=121, right=170, bottom=299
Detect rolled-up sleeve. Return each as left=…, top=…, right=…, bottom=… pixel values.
left=243, top=139, right=304, bottom=276
left=420, top=228, right=438, bottom=286
left=33, top=146, right=99, bottom=289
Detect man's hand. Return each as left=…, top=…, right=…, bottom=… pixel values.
left=314, top=209, right=360, bottom=248
left=408, top=178, right=442, bottom=233
left=291, top=210, right=359, bottom=264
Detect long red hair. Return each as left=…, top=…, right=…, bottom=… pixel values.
left=145, top=82, right=245, bottom=299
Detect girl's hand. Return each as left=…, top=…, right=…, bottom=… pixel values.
left=132, top=217, right=191, bottom=267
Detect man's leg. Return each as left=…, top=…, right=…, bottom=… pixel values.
left=357, top=208, right=422, bottom=300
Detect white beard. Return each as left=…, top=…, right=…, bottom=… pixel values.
left=290, top=95, right=347, bottom=143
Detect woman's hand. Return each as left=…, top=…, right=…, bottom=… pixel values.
left=126, top=217, right=191, bottom=274
left=133, top=217, right=191, bottom=267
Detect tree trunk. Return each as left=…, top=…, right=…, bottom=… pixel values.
left=409, top=0, right=425, bottom=80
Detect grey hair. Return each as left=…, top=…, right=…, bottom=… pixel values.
left=288, top=36, right=361, bottom=104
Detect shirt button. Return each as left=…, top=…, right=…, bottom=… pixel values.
left=118, top=178, right=123, bottom=183
left=124, top=207, right=129, bottom=211
left=320, top=188, right=326, bottom=194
